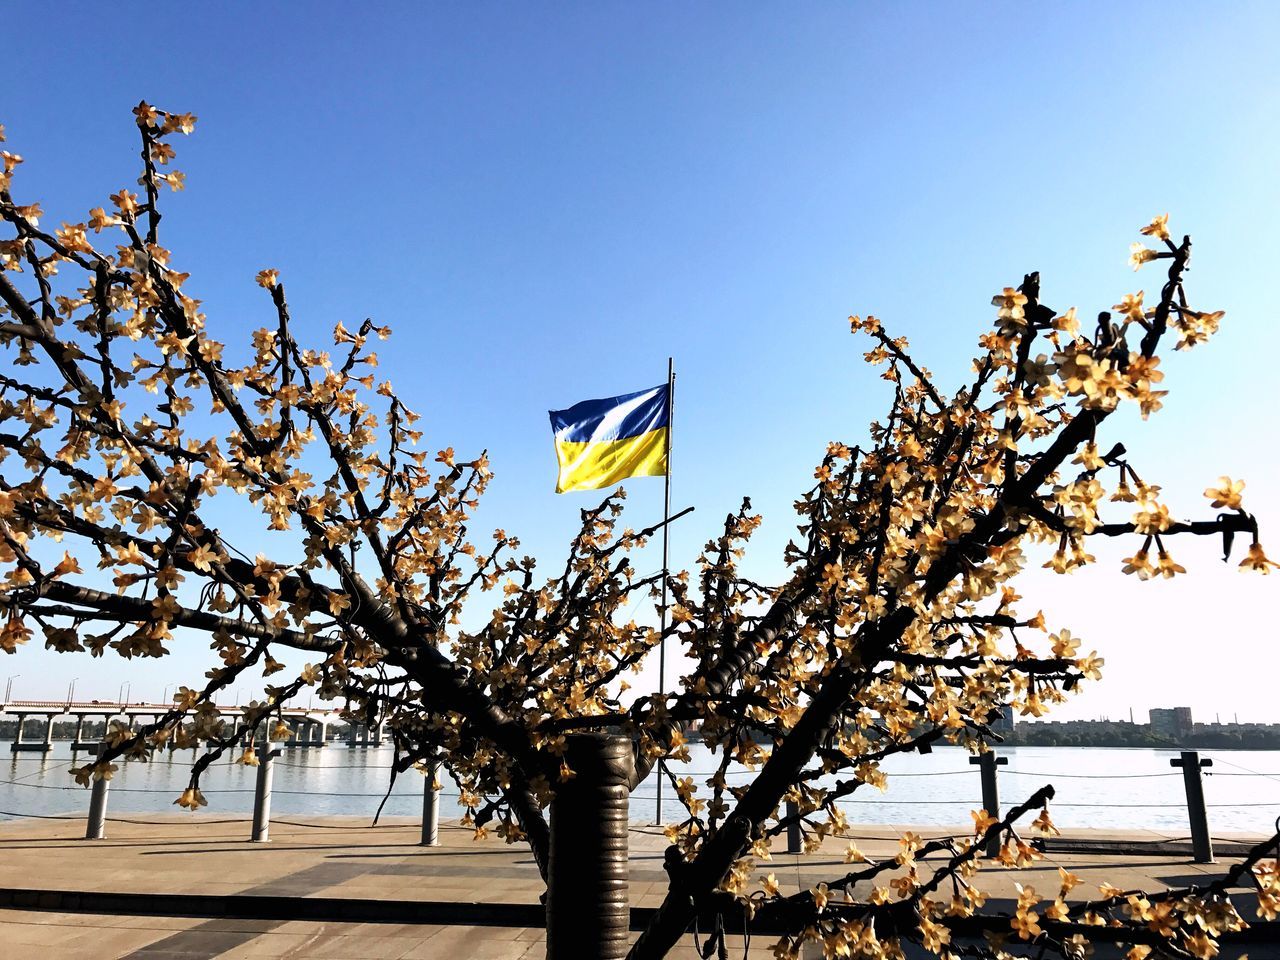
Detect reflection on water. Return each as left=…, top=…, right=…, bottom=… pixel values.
left=2, top=742, right=1277, bottom=834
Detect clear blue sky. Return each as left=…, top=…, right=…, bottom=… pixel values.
left=3, top=3, right=1277, bottom=720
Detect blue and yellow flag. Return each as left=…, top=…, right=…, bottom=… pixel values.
left=549, top=384, right=669, bottom=494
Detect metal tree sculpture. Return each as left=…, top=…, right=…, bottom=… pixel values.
left=0, top=106, right=1275, bottom=959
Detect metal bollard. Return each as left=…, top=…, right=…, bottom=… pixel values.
left=85, top=767, right=110, bottom=840
left=785, top=798, right=802, bottom=854
left=547, top=734, right=634, bottom=960
left=969, top=752, right=1008, bottom=857
left=251, top=743, right=278, bottom=842
left=420, top=751, right=441, bottom=846
left=1171, top=751, right=1215, bottom=863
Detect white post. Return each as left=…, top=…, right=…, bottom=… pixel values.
left=85, top=737, right=110, bottom=840
left=421, top=750, right=441, bottom=846
left=251, top=741, right=277, bottom=842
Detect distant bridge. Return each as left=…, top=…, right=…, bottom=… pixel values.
left=0, top=700, right=383, bottom=754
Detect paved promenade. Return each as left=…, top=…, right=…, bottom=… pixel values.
left=0, top=815, right=1268, bottom=959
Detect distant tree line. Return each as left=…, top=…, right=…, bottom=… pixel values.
left=1002, top=723, right=1280, bottom=750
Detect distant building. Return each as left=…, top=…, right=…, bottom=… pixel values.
left=1150, top=707, right=1193, bottom=740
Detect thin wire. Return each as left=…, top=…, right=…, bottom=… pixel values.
left=1206, top=754, right=1280, bottom=786
left=1003, top=770, right=1181, bottom=780
left=0, top=778, right=464, bottom=799
left=272, top=760, right=395, bottom=769
left=0, top=760, right=76, bottom=786
left=1209, top=771, right=1280, bottom=777
left=9, top=758, right=1278, bottom=776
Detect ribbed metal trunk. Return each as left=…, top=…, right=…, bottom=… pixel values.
left=546, top=733, right=633, bottom=960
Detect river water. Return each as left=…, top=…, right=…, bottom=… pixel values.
left=2, top=743, right=1277, bottom=836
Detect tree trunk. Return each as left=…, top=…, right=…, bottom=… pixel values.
left=547, top=733, right=634, bottom=960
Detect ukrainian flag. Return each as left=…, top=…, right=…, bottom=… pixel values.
left=549, top=384, right=669, bottom=494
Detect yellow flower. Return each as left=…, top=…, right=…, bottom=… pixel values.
left=0, top=617, right=32, bottom=653
left=1184, top=932, right=1219, bottom=959
left=1050, top=629, right=1081, bottom=657
left=971, top=808, right=999, bottom=836
left=1044, top=900, right=1069, bottom=921
left=174, top=786, right=208, bottom=810
left=1154, top=549, right=1185, bottom=579
left=992, top=287, right=1029, bottom=329
left=133, top=101, right=160, bottom=126
left=1113, top=292, right=1146, bottom=321
left=1203, top=476, right=1245, bottom=510
left=1240, top=542, right=1277, bottom=574
left=1030, top=806, right=1060, bottom=835
left=1043, top=548, right=1070, bottom=574
left=1139, top=213, right=1170, bottom=241
left=1075, top=652, right=1105, bottom=681
left=1121, top=549, right=1154, bottom=580
left=1129, top=243, right=1159, bottom=271
left=1011, top=906, right=1042, bottom=940
left=1174, top=308, right=1225, bottom=350
left=1058, top=867, right=1083, bottom=898
left=256, top=268, right=279, bottom=289
left=111, top=188, right=139, bottom=216
left=1132, top=502, right=1172, bottom=535
left=1052, top=306, right=1080, bottom=335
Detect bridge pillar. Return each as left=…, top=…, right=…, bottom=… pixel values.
left=72, top=715, right=85, bottom=747
left=371, top=723, right=383, bottom=747
left=42, top=716, right=55, bottom=749
left=347, top=722, right=358, bottom=748
left=10, top=714, right=26, bottom=753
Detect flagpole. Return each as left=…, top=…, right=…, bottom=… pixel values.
left=655, top=356, right=674, bottom=826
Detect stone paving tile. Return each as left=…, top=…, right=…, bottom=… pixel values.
left=0, top=815, right=1269, bottom=958
left=300, top=934, right=424, bottom=958
left=212, top=933, right=328, bottom=958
